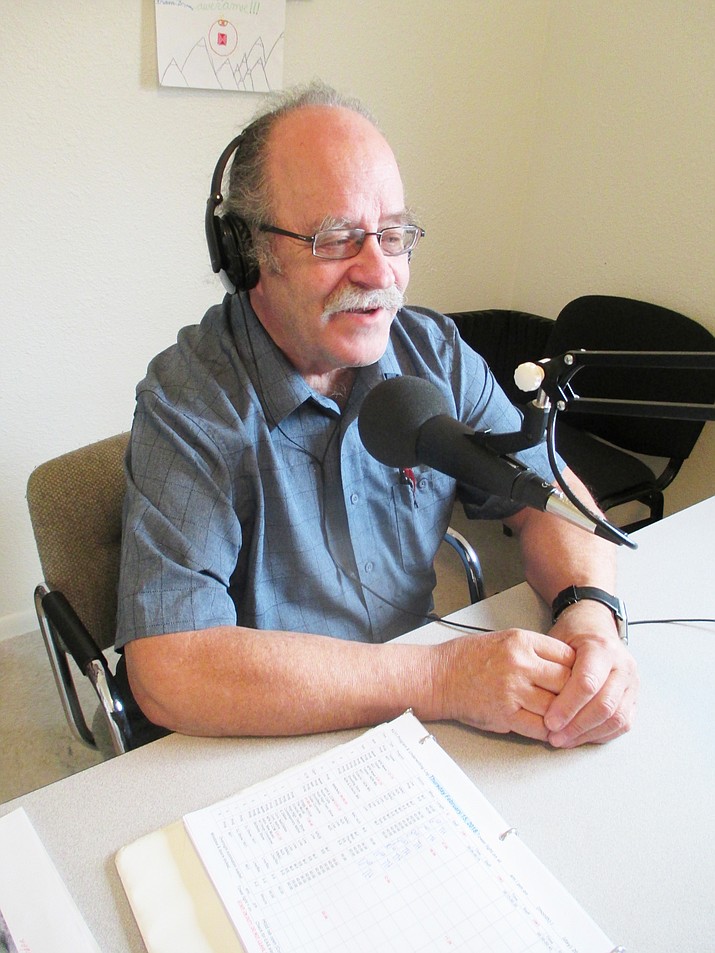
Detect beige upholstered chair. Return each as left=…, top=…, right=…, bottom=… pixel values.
left=27, top=433, right=133, bottom=754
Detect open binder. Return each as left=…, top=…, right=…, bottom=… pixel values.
left=116, top=712, right=624, bottom=953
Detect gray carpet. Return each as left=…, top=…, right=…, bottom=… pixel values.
left=0, top=511, right=524, bottom=804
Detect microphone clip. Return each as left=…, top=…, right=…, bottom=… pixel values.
left=473, top=401, right=549, bottom=455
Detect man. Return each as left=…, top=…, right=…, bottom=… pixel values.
left=116, top=82, right=638, bottom=748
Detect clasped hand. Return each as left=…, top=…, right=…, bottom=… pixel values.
left=438, top=608, right=638, bottom=747
left=544, top=602, right=639, bottom=747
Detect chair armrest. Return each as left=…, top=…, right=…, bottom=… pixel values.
left=444, top=527, right=485, bottom=603
left=41, top=590, right=109, bottom=674
left=38, top=588, right=132, bottom=754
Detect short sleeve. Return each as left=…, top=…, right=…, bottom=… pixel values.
left=115, top=390, right=242, bottom=648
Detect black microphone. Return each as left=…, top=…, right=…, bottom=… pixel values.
left=358, top=376, right=627, bottom=544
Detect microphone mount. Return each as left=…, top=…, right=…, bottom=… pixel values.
left=470, top=401, right=550, bottom=455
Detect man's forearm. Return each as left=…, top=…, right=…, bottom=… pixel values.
left=125, top=626, right=441, bottom=737
left=125, top=621, right=578, bottom=743
left=505, top=467, right=617, bottom=608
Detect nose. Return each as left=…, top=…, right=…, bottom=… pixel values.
left=346, top=233, right=401, bottom=289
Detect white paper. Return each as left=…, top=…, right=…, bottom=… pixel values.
left=0, top=808, right=101, bottom=953
left=184, top=712, right=615, bottom=953
left=154, top=1, right=286, bottom=92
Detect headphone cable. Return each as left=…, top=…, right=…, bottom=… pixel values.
left=429, top=615, right=715, bottom=635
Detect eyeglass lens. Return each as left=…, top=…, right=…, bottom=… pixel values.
left=313, top=226, right=421, bottom=259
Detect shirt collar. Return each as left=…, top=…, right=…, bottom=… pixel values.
left=230, top=292, right=404, bottom=428
left=230, top=294, right=317, bottom=429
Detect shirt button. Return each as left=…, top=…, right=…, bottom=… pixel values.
left=364, top=561, right=374, bottom=573
left=350, top=492, right=359, bottom=504
left=418, top=478, right=428, bottom=489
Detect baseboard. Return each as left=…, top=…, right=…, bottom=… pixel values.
left=0, top=609, right=38, bottom=644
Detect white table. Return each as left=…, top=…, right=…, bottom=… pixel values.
left=2, top=498, right=714, bottom=953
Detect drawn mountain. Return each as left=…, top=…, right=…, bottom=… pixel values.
left=181, top=38, right=221, bottom=90
left=161, top=58, right=189, bottom=88
left=160, top=33, right=284, bottom=92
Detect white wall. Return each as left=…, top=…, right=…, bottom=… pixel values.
left=515, top=0, right=715, bottom=512
left=1, top=1, right=713, bottom=638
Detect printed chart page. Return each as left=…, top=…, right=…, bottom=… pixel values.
left=184, top=713, right=618, bottom=953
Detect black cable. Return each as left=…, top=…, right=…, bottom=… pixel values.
left=427, top=615, right=715, bottom=634
left=545, top=403, right=636, bottom=549
left=426, top=615, right=492, bottom=633
left=629, top=618, right=715, bottom=626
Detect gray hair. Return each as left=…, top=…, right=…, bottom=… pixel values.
left=222, top=81, right=379, bottom=272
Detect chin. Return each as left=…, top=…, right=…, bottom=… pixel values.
left=345, top=326, right=392, bottom=366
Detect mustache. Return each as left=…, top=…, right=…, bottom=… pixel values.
left=322, top=284, right=405, bottom=318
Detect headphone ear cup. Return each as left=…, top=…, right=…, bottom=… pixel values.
left=215, top=213, right=260, bottom=292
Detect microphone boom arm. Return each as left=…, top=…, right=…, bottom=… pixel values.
left=534, top=350, right=715, bottom=421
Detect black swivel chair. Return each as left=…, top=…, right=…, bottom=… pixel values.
left=27, top=434, right=486, bottom=755
left=542, top=295, right=715, bottom=531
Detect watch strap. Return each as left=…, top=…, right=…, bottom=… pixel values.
left=551, top=585, right=628, bottom=643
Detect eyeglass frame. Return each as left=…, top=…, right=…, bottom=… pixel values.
left=258, top=223, right=425, bottom=260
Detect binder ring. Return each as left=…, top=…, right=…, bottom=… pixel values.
left=499, top=827, right=519, bottom=841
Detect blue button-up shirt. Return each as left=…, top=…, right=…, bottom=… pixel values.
left=116, top=295, right=554, bottom=649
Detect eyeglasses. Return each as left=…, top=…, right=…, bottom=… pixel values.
left=258, top=223, right=425, bottom=260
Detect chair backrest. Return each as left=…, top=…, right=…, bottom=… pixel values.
left=448, top=309, right=554, bottom=404
left=27, top=433, right=130, bottom=652
left=544, top=295, right=715, bottom=458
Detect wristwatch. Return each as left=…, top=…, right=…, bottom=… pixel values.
left=551, top=585, right=629, bottom=644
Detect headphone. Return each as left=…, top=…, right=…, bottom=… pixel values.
left=205, top=132, right=260, bottom=294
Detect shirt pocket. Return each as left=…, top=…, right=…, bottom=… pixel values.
left=391, top=470, right=454, bottom=574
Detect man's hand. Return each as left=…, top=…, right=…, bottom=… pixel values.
left=502, top=466, right=639, bottom=748
left=544, top=601, right=639, bottom=747
left=433, top=629, right=575, bottom=742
